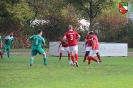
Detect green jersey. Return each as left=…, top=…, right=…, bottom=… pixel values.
left=28, top=35, right=46, bottom=49
left=5, top=35, right=14, bottom=46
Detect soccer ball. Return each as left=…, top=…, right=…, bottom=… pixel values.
left=69, top=60, right=73, bottom=65
left=69, top=60, right=75, bottom=66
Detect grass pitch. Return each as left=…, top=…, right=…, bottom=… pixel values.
left=0, top=56, right=133, bottom=88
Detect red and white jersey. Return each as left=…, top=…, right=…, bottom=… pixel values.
left=60, top=40, right=68, bottom=47
left=85, top=34, right=92, bottom=47
left=92, top=35, right=99, bottom=50
left=64, top=30, right=80, bottom=46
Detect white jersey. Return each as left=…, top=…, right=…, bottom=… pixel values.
left=5, top=35, right=14, bottom=40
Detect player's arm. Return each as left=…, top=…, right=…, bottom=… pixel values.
left=63, top=36, right=66, bottom=41
left=63, top=32, right=67, bottom=41
left=77, top=34, right=80, bottom=41
left=42, top=38, right=46, bottom=47
left=92, top=40, right=96, bottom=50
left=58, top=43, right=61, bottom=52
left=11, top=37, right=14, bottom=43
left=83, top=38, right=88, bottom=47
left=27, top=36, right=33, bottom=46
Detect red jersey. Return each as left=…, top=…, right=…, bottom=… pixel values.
left=86, top=34, right=92, bottom=46
left=61, top=40, right=68, bottom=47
left=92, top=35, right=99, bottom=50
left=64, top=30, right=80, bottom=46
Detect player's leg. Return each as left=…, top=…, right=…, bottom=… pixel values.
left=67, top=51, right=70, bottom=60
left=59, top=47, right=64, bottom=60
left=30, top=56, right=34, bottom=66
left=88, top=50, right=99, bottom=65
left=70, top=52, right=75, bottom=66
left=30, top=49, right=37, bottom=66
left=83, top=51, right=89, bottom=62
left=2, top=46, right=7, bottom=59
left=39, top=48, right=47, bottom=65
left=96, top=51, right=101, bottom=62
left=59, top=50, right=63, bottom=60
left=83, top=47, right=91, bottom=62
left=66, top=47, right=70, bottom=60
left=42, top=52, right=47, bottom=65
left=83, top=47, right=88, bottom=62
left=69, top=46, right=75, bottom=65
left=73, top=45, right=79, bottom=67
left=7, top=47, right=10, bottom=59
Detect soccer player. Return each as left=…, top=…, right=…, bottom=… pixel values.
left=83, top=32, right=92, bottom=62
left=63, top=25, right=80, bottom=67
left=93, top=33, right=101, bottom=62
left=87, top=32, right=100, bottom=65
left=0, top=35, right=2, bottom=58
left=58, top=39, right=70, bottom=60
left=84, top=31, right=101, bottom=62
left=28, top=29, right=47, bottom=66
left=2, top=32, right=14, bottom=59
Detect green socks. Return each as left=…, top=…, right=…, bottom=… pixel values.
left=30, top=57, right=47, bottom=66
left=30, top=58, right=34, bottom=64
left=2, top=50, right=5, bottom=56
left=7, top=51, right=10, bottom=59
left=43, top=56, right=47, bottom=65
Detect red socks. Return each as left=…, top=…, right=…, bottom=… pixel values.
left=84, top=55, right=87, bottom=61
left=71, top=54, right=78, bottom=64
left=68, top=53, right=70, bottom=60
left=71, top=56, right=75, bottom=63
left=88, top=56, right=98, bottom=64
left=75, top=54, right=78, bottom=62
left=97, top=54, right=101, bottom=61
left=60, top=53, right=62, bottom=59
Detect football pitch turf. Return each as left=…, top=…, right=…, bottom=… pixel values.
left=0, top=56, right=133, bottom=88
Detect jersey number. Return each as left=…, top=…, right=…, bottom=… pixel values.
left=35, top=39, right=38, bottom=45
left=70, top=34, right=73, bottom=40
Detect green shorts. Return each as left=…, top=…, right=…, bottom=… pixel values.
left=3, top=46, right=10, bottom=51
left=31, top=48, right=45, bottom=56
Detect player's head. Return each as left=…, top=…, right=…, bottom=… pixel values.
left=89, top=31, right=94, bottom=38
left=37, top=29, right=43, bottom=36
left=10, top=31, right=13, bottom=36
left=88, top=30, right=94, bottom=34
left=68, top=25, right=73, bottom=30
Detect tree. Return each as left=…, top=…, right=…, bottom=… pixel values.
left=95, top=7, right=127, bottom=42
left=66, top=0, right=113, bottom=30
left=0, top=0, right=34, bottom=33
left=27, top=0, right=79, bottom=41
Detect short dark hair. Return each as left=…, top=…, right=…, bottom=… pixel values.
left=10, top=31, right=13, bottom=33
left=89, top=32, right=94, bottom=35
left=37, top=29, right=43, bottom=34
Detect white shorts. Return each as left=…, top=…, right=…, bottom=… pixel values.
left=86, top=47, right=92, bottom=51
left=96, top=50, right=99, bottom=53
left=89, top=50, right=99, bottom=56
left=61, top=47, right=69, bottom=51
left=69, top=45, right=78, bottom=52
left=89, top=50, right=96, bottom=56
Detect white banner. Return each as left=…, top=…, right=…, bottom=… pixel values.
left=49, top=42, right=128, bottom=56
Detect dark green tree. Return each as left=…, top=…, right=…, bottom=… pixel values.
left=66, top=0, right=113, bottom=30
